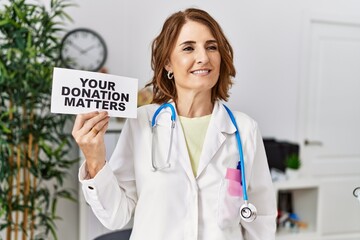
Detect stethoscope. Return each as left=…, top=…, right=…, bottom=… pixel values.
left=354, top=187, right=360, bottom=202
left=151, top=103, right=257, bottom=222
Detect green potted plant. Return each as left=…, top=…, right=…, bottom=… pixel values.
left=0, top=0, right=77, bottom=239
left=285, top=153, right=301, bottom=179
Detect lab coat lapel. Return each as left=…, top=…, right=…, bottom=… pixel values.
left=170, top=104, right=196, bottom=182
left=196, top=102, right=236, bottom=178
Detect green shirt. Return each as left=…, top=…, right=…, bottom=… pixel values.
left=179, top=114, right=212, bottom=176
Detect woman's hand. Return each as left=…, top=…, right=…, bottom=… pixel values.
left=72, top=111, right=109, bottom=178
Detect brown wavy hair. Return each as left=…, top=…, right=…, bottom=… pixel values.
left=146, top=8, right=236, bottom=104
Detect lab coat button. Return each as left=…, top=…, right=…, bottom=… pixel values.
left=88, top=186, right=94, bottom=190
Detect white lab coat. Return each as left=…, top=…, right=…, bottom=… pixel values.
left=79, top=101, right=277, bottom=240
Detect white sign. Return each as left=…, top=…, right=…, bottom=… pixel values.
left=51, top=67, right=138, bottom=118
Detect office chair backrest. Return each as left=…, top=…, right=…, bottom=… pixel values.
left=93, top=229, right=132, bottom=240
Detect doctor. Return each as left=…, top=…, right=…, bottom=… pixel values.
left=73, top=8, right=277, bottom=240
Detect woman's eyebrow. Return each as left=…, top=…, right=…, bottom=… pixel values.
left=207, top=40, right=217, bottom=44
left=179, top=39, right=217, bottom=46
left=179, top=40, right=196, bottom=46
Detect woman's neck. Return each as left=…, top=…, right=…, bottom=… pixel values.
left=175, top=91, right=214, bottom=118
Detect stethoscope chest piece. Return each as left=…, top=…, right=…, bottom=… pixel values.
left=240, top=202, right=257, bottom=222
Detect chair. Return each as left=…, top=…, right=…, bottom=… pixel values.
left=94, top=229, right=132, bottom=240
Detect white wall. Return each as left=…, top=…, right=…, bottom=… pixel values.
left=58, top=0, right=360, bottom=239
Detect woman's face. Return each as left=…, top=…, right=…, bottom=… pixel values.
left=166, top=20, right=221, bottom=97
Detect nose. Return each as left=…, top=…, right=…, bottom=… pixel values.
left=196, top=48, right=210, bottom=64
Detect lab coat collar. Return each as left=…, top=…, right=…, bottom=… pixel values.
left=169, top=102, right=196, bottom=182
left=196, top=102, right=237, bottom=178
left=213, top=102, right=237, bottom=135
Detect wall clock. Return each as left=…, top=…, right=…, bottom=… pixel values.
left=60, top=28, right=107, bottom=72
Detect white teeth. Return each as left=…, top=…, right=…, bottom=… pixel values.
left=193, top=70, right=209, bottom=74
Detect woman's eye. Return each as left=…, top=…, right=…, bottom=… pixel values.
left=183, top=46, right=194, bottom=51
left=207, top=45, right=218, bottom=51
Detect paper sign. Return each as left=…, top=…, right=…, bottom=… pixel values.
left=51, top=67, right=138, bottom=118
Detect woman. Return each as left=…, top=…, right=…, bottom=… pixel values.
left=73, top=8, right=277, bottom=240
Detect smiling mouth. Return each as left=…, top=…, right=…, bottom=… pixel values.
left=191, top=69, right=211, bottom=75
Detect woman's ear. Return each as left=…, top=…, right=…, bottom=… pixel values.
left=164, top=59, right=172, bottom=72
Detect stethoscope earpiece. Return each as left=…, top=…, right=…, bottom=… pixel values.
left=240, top=202, right=257, bottom=223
